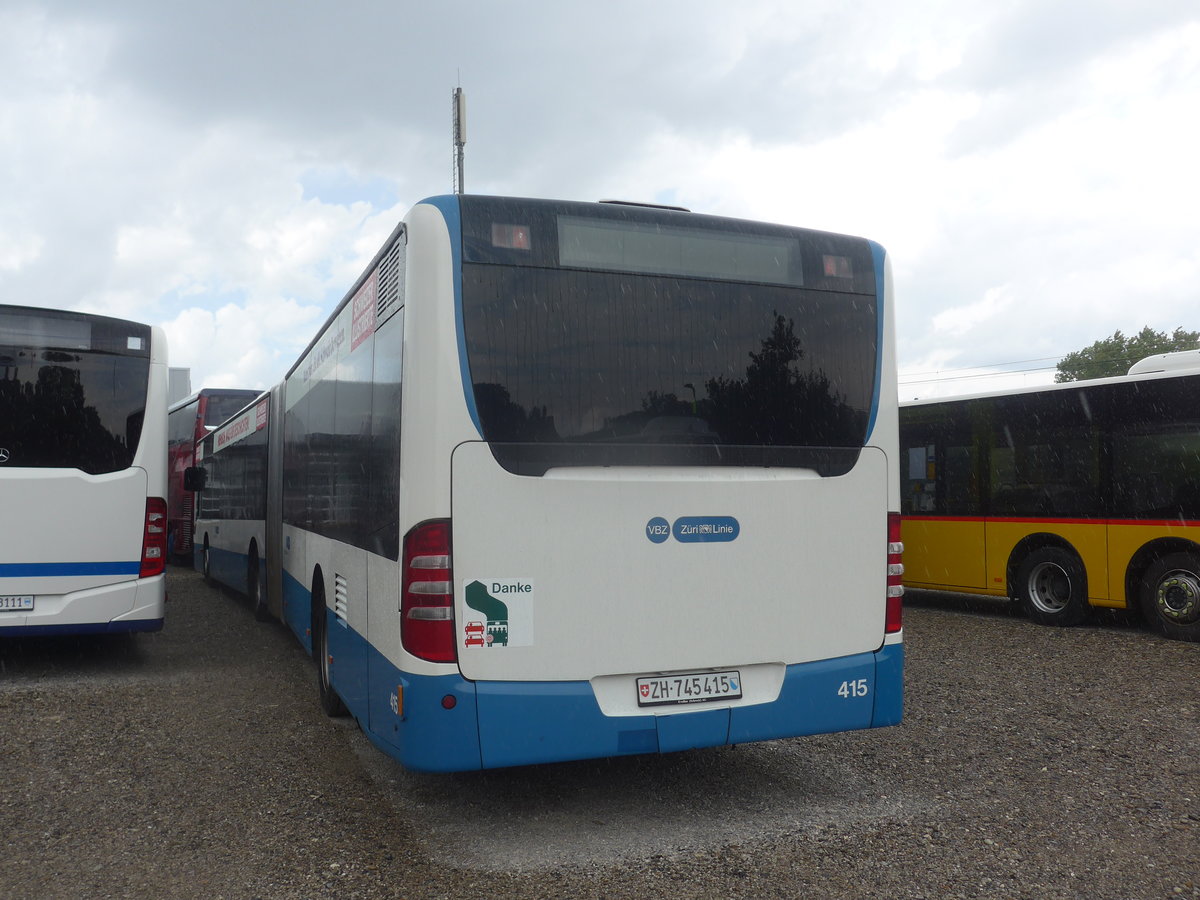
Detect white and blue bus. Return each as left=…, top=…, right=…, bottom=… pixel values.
left=198, top=195, right=904, bottom=771
left=191, top=392, right=272, bottom=620
left=0, top=305, right=169, bottom=636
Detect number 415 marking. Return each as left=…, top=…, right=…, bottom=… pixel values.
left=838, top=678, right=869, bottom=699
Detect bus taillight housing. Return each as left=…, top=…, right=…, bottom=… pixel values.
left=141, top=497, right=167, bottom=578
left=886, top=512, right=904, bottom=633
left=401, top=520, right=456, bottom=663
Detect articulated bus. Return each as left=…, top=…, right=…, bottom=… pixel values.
left=0, top=305, right=169, bottom=636
left=900, top=355, right=1200, bottom=642
left=167, top=387, right=261, bottom=564
left=193, top=195, right=904, bottom=771
left=191, top=392, right=272, bottom=620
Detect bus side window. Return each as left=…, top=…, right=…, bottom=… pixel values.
left=901, top=440, right=936, bottom=514
left=183, top=466, right=206, bottom=492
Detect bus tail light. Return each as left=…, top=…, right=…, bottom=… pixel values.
left=401, top=520, right=456, bottom=663
left=886, top=511, right=904, bottom=633
left=141, top=497, right=167, bottom=578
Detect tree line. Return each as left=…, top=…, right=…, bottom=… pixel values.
left=1055, top=326, right=1199, bottom=382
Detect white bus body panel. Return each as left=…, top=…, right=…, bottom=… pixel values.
left=0, top=468, right=154, bottom=630
left=197, top=520, right=265, bottom=572
left=0, top=323, right=167, bottom=631
left=1127, top=348, right=1200, bottom=375
left=1, top=467, right=148, bottom=592
left=452, top=445, right=889, bottom=683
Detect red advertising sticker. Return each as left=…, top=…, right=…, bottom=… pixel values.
left=350, top=271, right=378, bottom=352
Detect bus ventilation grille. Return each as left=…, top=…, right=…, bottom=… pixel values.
left=375, top=235, right=405, bottom=325
left=334, top=573, right=349, bottom=623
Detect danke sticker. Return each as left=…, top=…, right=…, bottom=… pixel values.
left=462, top=580, right=534, bottom=648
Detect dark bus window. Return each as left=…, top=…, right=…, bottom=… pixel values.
left=203, top=392, right=261, bottom=427
left=1108, top=376, right=1200, bottom=520
left=899, top=401, right=980, bottom=516
left=169, top=399, right=199, bottom=447
left=988, top=389, right=1101, bottom=518
left=458, top=197, right=879, bottom=475
left=1112, top=427, right=1200, bottom=519
left=462, top=266, right=876, bottom=474
left=366, top=312, right=403, bottom=560
left=0, top=307, right=151, bottom=474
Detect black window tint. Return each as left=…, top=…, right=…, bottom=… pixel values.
left=1108, top=378, right=1200, bottom=520
left=168, top=399, right=199, bottom=448
left=282, top=237, right=404, bottom=559
left=899, top=401, right=981, bottom=516
left=366, top=312, right=403, bottom=560
left=203, top=392, right=261, bottom=427
left=988, top=389, right=1101, bottom=518
left=462, top=266, right=876, bottom=474
left=303, top=368, right=337, bottom=536
left=198, top=428, right=267, bottom=522
left=0, top=307, right=151, bottom=474
left=283, top=388, right=310, bottom=528
left=329, top=339, right=374, bottom=547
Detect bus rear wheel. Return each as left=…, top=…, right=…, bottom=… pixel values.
left=1139, top=552, right=1200, bottom=642
left=247, top=551, right=270, bottom=622
left=313, top=581, right=349, bottom=717
left=1015, top=547, right=1090, bottom=627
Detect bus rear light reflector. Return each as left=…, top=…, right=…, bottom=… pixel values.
left=886, top=512, right=904, bottom=634
left=407, top=606, right=453, bottom=621
left=408, top=580, right=452, bottom=595
left=141, top=498, right=167, bottom=578
left=401, top=520, right=456, bottom=663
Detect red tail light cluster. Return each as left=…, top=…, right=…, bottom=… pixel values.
left=886, top=512, right=904, bottom=634
left=141, top=497, right=167, bottom=578
left=401, top=520, right=456, bottom=662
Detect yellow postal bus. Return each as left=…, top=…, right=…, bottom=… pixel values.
left=900, top=352, right=1200, bottom=642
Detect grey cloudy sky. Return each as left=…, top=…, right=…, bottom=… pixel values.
left=2, top=0, right=1198, bottom=398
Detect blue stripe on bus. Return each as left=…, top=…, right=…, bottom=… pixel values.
left=419, top=194, right=483, bottom=438
left=0, top=561, right=140, bottom=578
left=867, top=239, right=887, bottom=439
left=0, top=617, right=164, bottom=637
left=319, top=601, right=903, bottom=771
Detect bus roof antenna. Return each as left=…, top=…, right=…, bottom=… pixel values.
left=452, top=86, right=466, bottom=194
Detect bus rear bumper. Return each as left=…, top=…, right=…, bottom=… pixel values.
left=367, top=642, right=904, bottom=772
left=0, top=575, right=165, bottom=637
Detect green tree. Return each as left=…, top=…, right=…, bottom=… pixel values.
left=1054, top=326, right=1200, bottom=382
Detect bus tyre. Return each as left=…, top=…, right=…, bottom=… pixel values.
left=201, top=540, right=212, bottom=583
left=1139, top=552, right=1200, bottom=642
left=1015, top=547, right=1090, bottom=627
left=248, top=553, right=270, bottom=622
left=314, top=587, right=349, bottom=717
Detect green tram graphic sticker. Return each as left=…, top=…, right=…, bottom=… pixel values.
left=463, top=580, right=534, bottom=648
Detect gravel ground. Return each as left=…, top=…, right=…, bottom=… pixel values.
left=1, top=569, right=1198, bottom=899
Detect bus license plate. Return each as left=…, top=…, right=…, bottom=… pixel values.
left=636, top=670, right=742, bottom=707
left=0, top=595, right=34, bottom=612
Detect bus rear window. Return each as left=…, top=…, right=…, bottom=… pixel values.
left=204, top=394, right=260, bottom=428
left=458, top=198, right=880, bottom=475
left=461, top=265, right=877, bottom=473
left=0, top=307, right=151, bottom=474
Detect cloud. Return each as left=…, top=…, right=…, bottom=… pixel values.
left=932, top=287, right=1013, bottom=339
left=1, top=0, right=1198, bottom=400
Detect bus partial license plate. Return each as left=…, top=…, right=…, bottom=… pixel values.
left=636, top=670, right=742, bottom=707
left=0, top=595, right=34, bottom=612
